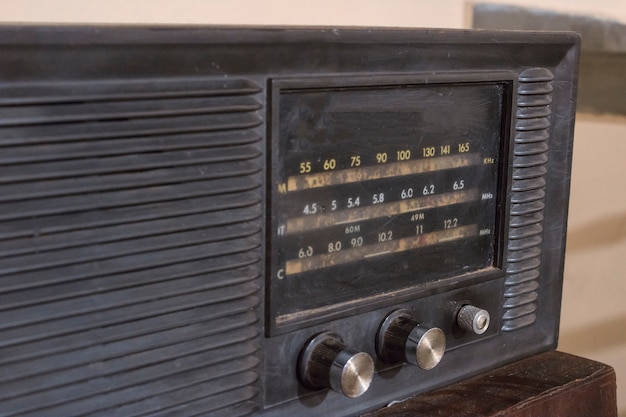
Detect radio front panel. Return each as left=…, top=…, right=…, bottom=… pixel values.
left=0, top=27, right=579, bottom=417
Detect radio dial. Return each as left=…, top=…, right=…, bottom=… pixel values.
left=376, top=309, right=446, bottom=370
left=298, top=332, right=374, bottom=398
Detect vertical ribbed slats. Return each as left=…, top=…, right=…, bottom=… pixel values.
left=0, top=77, right=264, bottom=416
left=502, top=68, right=554, bottom=332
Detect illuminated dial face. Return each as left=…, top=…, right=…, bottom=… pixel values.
left=268, top=80, right=508, bottom=334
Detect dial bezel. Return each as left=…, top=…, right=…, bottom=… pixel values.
left=267, top=73, right=514, bottom=336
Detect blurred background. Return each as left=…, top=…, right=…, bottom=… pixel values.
left=2, top=0, right=625, bottom=415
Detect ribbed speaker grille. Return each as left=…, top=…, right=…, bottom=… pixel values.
left=0, top=77, right=264, bottom=416
left=502, top=68, right=553, bottom=332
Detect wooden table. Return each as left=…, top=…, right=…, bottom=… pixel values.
left=363, top=351, right=617, bottom=417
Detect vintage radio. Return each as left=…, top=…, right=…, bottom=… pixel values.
left=0, top=26, right=579, bottom=416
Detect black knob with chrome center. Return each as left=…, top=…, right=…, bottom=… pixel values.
left=376, top=309, right=446, bottom=370
left=298, top=332, right=374, bottom=398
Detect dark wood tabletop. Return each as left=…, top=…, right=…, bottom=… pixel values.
left=362, top=351, right=617, bottom=417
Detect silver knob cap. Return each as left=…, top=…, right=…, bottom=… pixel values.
left=406, top=325, right=446, bottom=370
left=298, top=332, right=374, bottom=398
left=329, top=349, right=375, bottom=398
left=456, top=305, right=490, bottom=335
left=376, top=309, right=446, bottom=370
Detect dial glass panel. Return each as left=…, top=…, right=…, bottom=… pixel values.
left=268, top=80, right=509, bottom=334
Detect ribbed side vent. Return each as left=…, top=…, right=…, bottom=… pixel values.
left=0, top=77, right=264, bottom=416
left=502, top=68, right=554, bottom=332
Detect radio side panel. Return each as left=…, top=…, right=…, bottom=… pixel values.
left=0, top=27, right=579, bottom=417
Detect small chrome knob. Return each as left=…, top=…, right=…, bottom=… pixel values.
left=376, top=309, right=446, bottom=370
left=407, top=325, right=446, bottom=370
left=456, top=304, right=490, bottom=335
left=298, top=332, right=374, bottom=398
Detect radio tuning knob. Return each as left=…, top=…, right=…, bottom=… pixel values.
left=376, top=309, right=446, bottom=370
left=456, top=304, right=491, bottom=335
left=298, top=332, right=374, bottom=398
